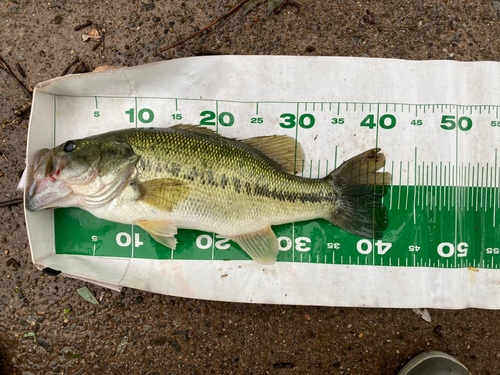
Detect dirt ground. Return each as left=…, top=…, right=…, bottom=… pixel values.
left=1, top=0, right=500, bottom=374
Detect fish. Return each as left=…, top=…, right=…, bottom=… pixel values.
left=27, top=125, right=391, bottom=264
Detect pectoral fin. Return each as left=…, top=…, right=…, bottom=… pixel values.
left=232, top=226, right=279, bottom=265
left=138, top=178, right=189, bottom=212
left=137, top=219, right=178, bottom=249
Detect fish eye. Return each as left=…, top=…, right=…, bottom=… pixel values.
left=63, top=140, right=77, bottom=153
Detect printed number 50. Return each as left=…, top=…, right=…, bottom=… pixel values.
left=440, top=115, right=472, bottom=131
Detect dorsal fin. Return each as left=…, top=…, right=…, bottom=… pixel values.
left=171, top=125, right=305, bottom=174
left=241, top=135, right=305, bottom=175
left=171, top=124, right=224, bottom=137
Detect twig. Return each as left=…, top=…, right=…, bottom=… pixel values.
left=0, top=198, right=23, bottom=208
left=15, top=62, right=26, bottom=79
left=61, top=56, right=80, bottom=76
left=92, top=41, right=102, bottom=52
left=0, top=55, right=32, bottom=99
left=74, top=20, right=92, bottom=31
left=0, top=150, right=8, bottom=162
left=158, top=0, right=250, bottom=53
left=93, top=25, right=106, bottom=59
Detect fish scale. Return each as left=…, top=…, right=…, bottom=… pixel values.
left=122, top=127, right=337, bottom=235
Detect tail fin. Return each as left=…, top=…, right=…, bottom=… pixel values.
left=326, top=148, right=391, bottom=239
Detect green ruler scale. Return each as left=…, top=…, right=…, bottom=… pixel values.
left=53, top=96, right=500, bottom=269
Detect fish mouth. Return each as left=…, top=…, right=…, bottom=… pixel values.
left=26, top=175, right=74, bottom=211
left=26, top=149, right=73, bottom=211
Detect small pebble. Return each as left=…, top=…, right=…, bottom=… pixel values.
left=117, top=336, right=128, bottom=354
left=37, top=337, right=52, bottom=351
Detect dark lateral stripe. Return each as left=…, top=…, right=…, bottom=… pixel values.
left=233, top=178, right=241, bottom=193
left=245, top=182, right=334, bottom=204
left=220, top=174, right=228, bottom=189
left=165, top=163, right=182, bottom=177
left=143, top=161, right=330, bottom=203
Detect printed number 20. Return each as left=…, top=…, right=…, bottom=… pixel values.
left=200, top=111, right=234, bottom=127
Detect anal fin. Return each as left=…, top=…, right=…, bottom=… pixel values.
left=232, top=226, right=278, bottom=265
left=137, top=219, right=178, bottom=250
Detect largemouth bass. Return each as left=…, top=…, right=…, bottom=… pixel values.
left=27, top=125, right=391, bottom=264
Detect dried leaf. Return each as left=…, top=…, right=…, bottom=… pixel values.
left=242, top=0, right=266, bottom=15
left=412, top=308, right=431, bottom=323
left=82, top=28, right=101, bottom=42
left=77, top=286, right=99, bottom=305
left=92, top=65, right=120, bottom=73
left=267, top=0, right=285, bottom=14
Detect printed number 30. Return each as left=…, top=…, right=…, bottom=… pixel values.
left=279, top=113, right=315, bottom=129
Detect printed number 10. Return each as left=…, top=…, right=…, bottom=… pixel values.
left=126, top=108, right=155, bottom=124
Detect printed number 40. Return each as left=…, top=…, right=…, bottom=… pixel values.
left=357, top=239, right=392, bottom=255
left=360, top=114, right=396, bottom=129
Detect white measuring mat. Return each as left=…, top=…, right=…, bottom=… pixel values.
left=25, top=56, right=500, bottom=308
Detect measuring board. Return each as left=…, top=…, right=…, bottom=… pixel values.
left=49, top=98, right=499, bottom=269
left=24, top=56, right=500, bottom=307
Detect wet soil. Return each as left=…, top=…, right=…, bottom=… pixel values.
left=2, top=0, right=500, bottom=374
